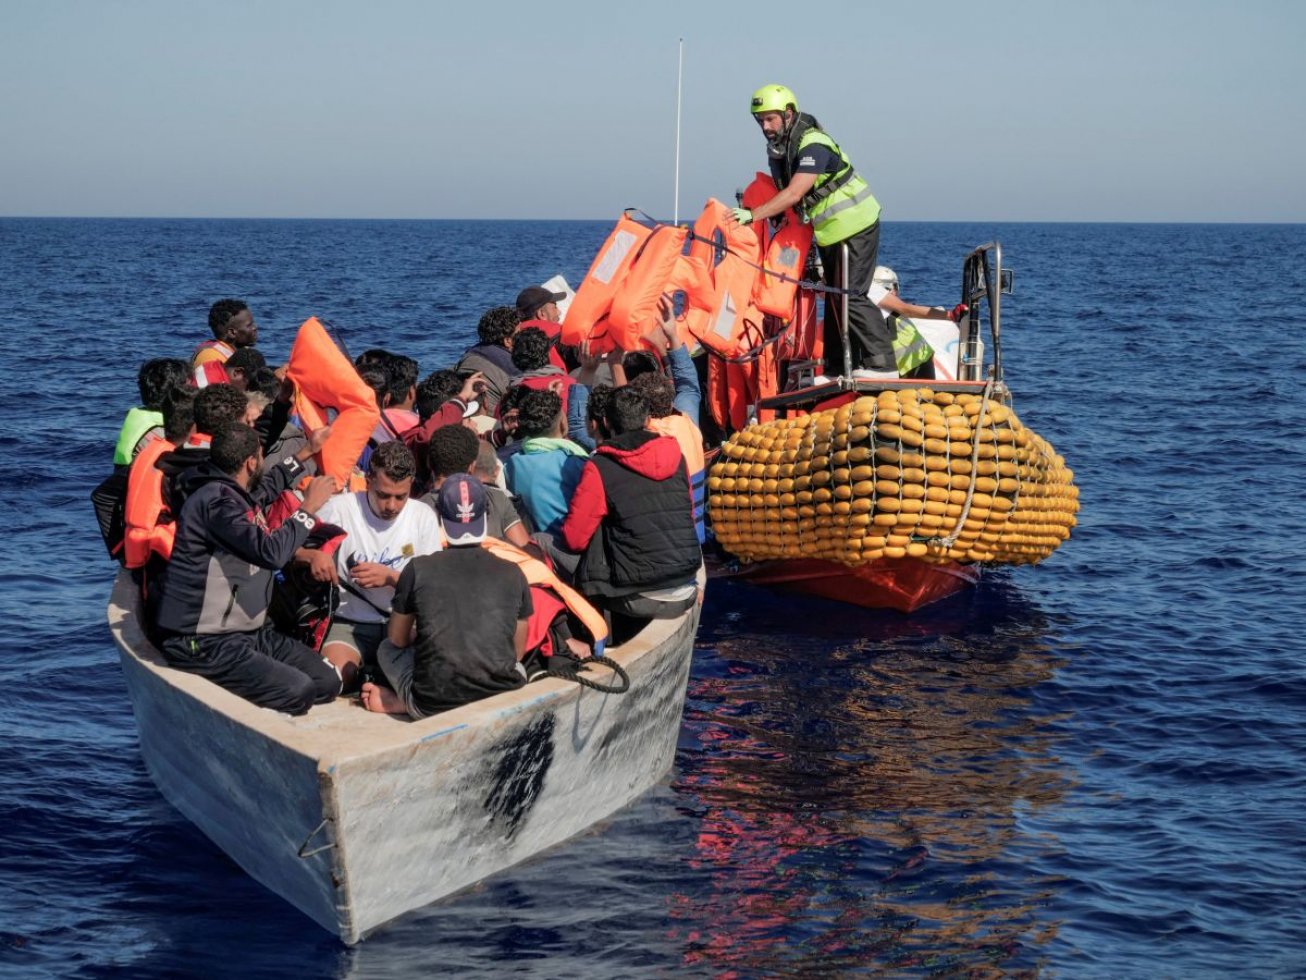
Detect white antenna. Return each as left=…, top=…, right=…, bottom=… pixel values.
left=673, top=38, right=684, bottom=225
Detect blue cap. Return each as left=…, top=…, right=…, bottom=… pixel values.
left=437, top=474, right=488, bottom=545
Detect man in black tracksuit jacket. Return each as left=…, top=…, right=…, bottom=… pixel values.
left=153, top=424, right=340, bottom=714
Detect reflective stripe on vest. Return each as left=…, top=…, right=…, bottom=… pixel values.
left=889, top=313, right=935, bottom=374
left=795, top=130, right=881, bottom=247
left=192, top=338, right=234, bottom=366
left=481, top=537, right=610, bottom=650
left=113, top=408, right=164, bottom=467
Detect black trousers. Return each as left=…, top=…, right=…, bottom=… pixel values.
left=160, top=625, right=341, bottom=715
left=818, top=221, right=895, bottom=373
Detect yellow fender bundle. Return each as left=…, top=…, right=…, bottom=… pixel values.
left=708, top=389, right=1079, bottom=566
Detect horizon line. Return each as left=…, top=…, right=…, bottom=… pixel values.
left=3, top=214, right=1303, bottom=226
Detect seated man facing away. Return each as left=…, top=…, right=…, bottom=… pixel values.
left=123, top=387, right=198, bottom=606
left=402, top=369, right=484, bottom=492
left=362, top=474, right=532, bottom=718
left=156, top=382, right=251, bottom=515
left=152, top=424, right=341, bottom=715
left=113, top=358, right=192, bottom=467
left=94, top=358, right=192, bottom=562
left=503, top=389, right=588, bottom=540
left=420, top=424, right=533, bottom=549
left=631, top=369, right=706, bottom=544
left=561, top=387, right=702, bottom=641
left=509, top=326, right=592, bottom=451
left=456, top=306, right=522, bottom=414
left=300, top=441, right=442, bottom=693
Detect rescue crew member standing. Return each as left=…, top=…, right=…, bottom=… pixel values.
left=730, top=84, right=895, bottom=379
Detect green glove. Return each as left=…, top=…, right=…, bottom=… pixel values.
left=731, top=207, right=753, bottom=226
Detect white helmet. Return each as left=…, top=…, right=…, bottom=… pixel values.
left=872, top=265, right=899, bottom=291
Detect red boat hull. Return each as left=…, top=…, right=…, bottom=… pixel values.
left=710, top=556, right=981, bottom=613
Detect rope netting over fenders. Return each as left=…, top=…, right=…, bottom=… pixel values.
left=708, top=388, right=1080, bottom=567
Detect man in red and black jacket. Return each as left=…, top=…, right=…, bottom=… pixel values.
left=561, top=387, right=701, bottom=639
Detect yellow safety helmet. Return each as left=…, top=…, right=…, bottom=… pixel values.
left=750, top=84, right=797, bottom=115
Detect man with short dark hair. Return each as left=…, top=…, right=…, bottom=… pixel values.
left=419, top=425, right=532, bottom=548
left=299, top=441, right=442, bottom=692
left=510, top=326, right=591, bottom=449
left=223, top=347, right=268, bottom=392
left=402, top=369, right=484, bottom=492
left=157, top=382, right=254, bottom=514
left=455, top=306, right=522, bottom=413
left=503, top=389, right=589, bottom=539
left=195, top=299, right=259, bottom=367
left=562, top=387, right=701, bottom=636
left=113, top=358, right=192, bottom=466
left=153, top=424, right=341, bottom=715
left=362, top=474, right=533, bottom=717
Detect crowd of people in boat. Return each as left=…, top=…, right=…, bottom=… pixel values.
left=96, top=288, right=705, bottom=718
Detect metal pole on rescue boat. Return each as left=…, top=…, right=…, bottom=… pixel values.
left=840, top=242, right=853, bottom=378
left=673, top=38, right=684, bottom=225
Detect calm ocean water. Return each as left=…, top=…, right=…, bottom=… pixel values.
left=1, top=217, right=1304, bottom=978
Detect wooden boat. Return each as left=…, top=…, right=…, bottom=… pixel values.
left=107, top=569, right=700, bottom=944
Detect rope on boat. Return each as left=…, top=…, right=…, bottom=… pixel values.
left=297, top=818, right=336, bottom=859
left=919, top=378, right=997, bottom=551
left=545, top=654, right=631, bottom=694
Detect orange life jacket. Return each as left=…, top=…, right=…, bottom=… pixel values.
left=740, top=172, right=813, bottom=320
left=287, top=317, right=381, bottom=486
left=647, top=413, right=707, bottom=541
left=562, top=213, right=655, bottom=348
left=123, top=437, right=176, bottom=568
left=647, top=413, right=705, bottom=477
left=481, top=537, right=610, bottom=655
left=607, top=224, right=689, bottom=352
left=681, top=199, right=766, bottom=359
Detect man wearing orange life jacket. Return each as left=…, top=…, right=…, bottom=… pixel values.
left=194, top=298, right=259, bottom=368
left=94, top=358, right=193, bottom=563
left=122, top=388, right=198, bottom=621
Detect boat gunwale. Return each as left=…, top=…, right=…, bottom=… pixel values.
left=107, top=569, right=699, bottom=771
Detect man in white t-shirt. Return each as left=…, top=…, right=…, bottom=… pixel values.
left=296, top=441, right=442, bottom=692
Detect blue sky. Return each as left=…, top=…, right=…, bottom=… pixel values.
left=2, top=0, right=1301, bottom=221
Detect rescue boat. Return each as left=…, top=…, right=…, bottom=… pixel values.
left=708, top=242, right=1077, bottom=612
left=566, top=206, right=1078, bottom=613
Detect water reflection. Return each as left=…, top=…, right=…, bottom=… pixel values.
left=671, top=577, right=1073, bottom=974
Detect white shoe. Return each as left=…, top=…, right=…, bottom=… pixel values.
left=811, top=374, right=834, bottom=385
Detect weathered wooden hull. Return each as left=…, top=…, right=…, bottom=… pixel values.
left=107, top=570, right=699, bottom=943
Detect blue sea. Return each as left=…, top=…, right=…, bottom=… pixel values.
left=2, top=217, right=1304, bottom=978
